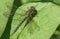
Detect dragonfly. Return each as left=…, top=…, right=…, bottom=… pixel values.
left=11, top=6, right=37, bottom=35
left=4, top=6, right=40, bottom=36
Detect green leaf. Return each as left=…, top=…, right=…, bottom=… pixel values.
left=53, top=0, right=60, bottom=5
left=0, top=0, right=14, bottom=38
left=10, top=2, right=60, bottom=39
left=21, top=0, right=41, bottom=4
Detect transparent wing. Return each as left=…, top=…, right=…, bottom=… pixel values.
left=26, top=20, right=40, bottom=34
left=16, top=19, right=40, bottom=38
left=18, top=19, right=40, bottom=35
left=3, top=8, right=27, bottom=21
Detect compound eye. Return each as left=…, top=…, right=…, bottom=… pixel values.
left=31, top=6, right=35, bottom=10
